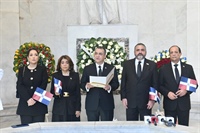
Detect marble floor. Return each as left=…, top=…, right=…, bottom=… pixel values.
left=0, top=104, right=199, bottom=131
left=0, top=96, right=200, bottom=132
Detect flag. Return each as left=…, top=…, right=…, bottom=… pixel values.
left=179, top=76, right=197, bottom=92
left=149, top=87, right=160, bottom=104
left=32, top=87, right=53, bottom=105
left=54, top=78, right=62, bottom=94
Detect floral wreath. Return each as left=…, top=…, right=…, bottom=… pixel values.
left=77, top=37, right=127, bottom=79
left=151, top=50, right=187, bottom=70
left=13, top=42, right=55, bottom=83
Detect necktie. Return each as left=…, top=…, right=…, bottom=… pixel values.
left=98, top=66, right=102, bottom=76
left=137, top=61, right=141, bottom=77
left=174, top=64, right=180, bottom=84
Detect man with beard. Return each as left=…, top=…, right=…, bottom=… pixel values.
left=120, top=43, right=158, bottom=121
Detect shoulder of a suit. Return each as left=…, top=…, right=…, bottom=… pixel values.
left=181, top=63, right=192, bottom=68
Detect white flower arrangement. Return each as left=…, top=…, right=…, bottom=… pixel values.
left=77, top=37, right=127, bottom=79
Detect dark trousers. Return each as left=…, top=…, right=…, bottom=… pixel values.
left=20, top=115, right=45, bottom=124
left=86, top=107, right=113, bottom=121
left=52, top=114, right=80, bottom=122
left=126, top=107, right=151, bottom=121
left=165, top=108, right=189, bottom=126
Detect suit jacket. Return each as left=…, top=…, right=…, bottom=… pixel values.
left=158, top=62, right=197, bottom=111
left=120, top=58, right=158, bottom=109
left=16, top=65, right=48, bottom=115
left=50, top=71, right=81, bottom=115
left=81, top=63, right=119, bottom=111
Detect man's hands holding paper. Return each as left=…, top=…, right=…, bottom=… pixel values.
left=86, top=82, right=95, bottom=89
left=86, top=82, right=111, bottom=92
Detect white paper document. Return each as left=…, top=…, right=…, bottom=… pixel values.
left=90, top=67, right=115, bottom=88
left=0, top=98, right=3, bottom=110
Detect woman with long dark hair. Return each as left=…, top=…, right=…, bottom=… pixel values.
left=16, top=48, right=48, bottom=124
left=51, top=55, right=81, bottom=121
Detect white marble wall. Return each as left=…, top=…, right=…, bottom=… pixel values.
left=0, top=0, right=199, bottom=107
left=0, top=0, right=20, bottom=105
left=187, top=1, right=200, bottom=101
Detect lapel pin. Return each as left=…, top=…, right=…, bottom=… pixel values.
left=146, top=63, right=149, bottom=65
left=70, top=77, right=72, bottom=80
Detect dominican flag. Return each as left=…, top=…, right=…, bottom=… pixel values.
left=179, top=76, right=198, bottom=92
left=149, top=87, right=160, bottom=104
left=54, top=78, right=62, bottom=94
left=32, top=87, right=53, bottom=105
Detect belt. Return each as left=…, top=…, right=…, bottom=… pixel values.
left=63, top=92, right=69, bottom=97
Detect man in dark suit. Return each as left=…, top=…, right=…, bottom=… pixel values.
left=158, top=45, right=197, bottom=126
left=120, top=43, right=158, bottom=121
left=81, top=46, right=119, bottom=121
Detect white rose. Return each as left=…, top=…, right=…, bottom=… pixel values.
left=120, top=67, right=123, bottom=73
left=114, top=49, right=119, bottom=53
left=107, top=45, right=111, bottom=49
left=108, top=41, right=113, bottom=45
left=83, top=54, right=86, bottom=59
left=45, top=60, right=49, bottom=67
left=88, top=48, right=92, bottom=53
left=117, top=58, right=122, bottom=63
left=99, top=44, right=103, bottom=47
left=116, top=65, right=121, bottom=69
left=81, top=64, right=85, bottom=69
left=116, top=54, right=119, bottom=57
left=181, top=58, right=186, bottom=62
left=97, top=41, right=101, bottom=44
left=165, top=51, right=169, bottom=55
left=90, top=44, right=93, bottom=47
left=110, top=54, right=114, bottom=60
left=115, top=45, right=120, bottom=49
left=105, top=59, right=111, bottom=64
left=118, top=75, right=122, bottom=79
left=88, top=59, right=92, bottom=64
left=162, top=53, right=165, bottom=58
left=81, top=60, right=84, bottom=63
left=102, top=41, right=107, bottom=44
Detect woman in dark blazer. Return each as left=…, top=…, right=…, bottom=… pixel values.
left=16, top=48, right=48, bottom=124
left=51, top=55, right=81, bottom=122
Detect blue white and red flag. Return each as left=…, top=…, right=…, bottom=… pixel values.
left=54, top=78, right=62, bottom=94
left=149, top=87, right=160, bottom=104
left=179, top=76, right=197, bottom=92
left=32, top=87, right=53, bottom=105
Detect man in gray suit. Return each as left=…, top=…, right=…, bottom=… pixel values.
left=120, top=43, right=158, bottom=121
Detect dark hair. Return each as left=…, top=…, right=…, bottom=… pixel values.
left=134, top=43, right=146, bottom=50
left=27, top=48, right=39, bottom=57
left=169, top=45, right=182, bottom=53
left=56, top=55, right=74, bottom=72
left=95, top=46, right=106, bottom=55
